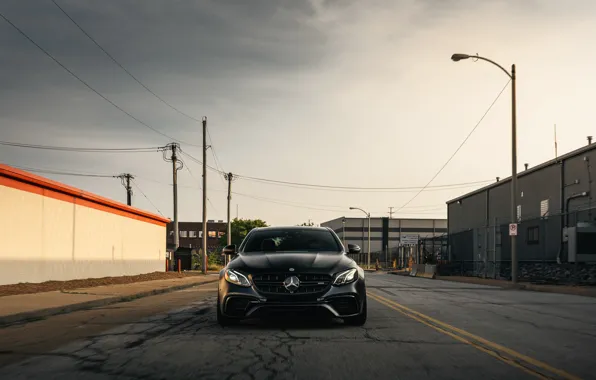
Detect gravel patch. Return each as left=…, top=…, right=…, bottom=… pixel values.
left=0, top=272, right=205, bottom=298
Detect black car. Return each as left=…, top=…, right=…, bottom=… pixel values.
left=217, top=226, right=367, bottom=326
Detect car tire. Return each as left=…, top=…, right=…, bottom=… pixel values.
left=344, top=298, right=367, bottom=326
left=217, top=296, right=236, bottom=327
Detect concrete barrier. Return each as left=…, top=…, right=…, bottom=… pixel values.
left=409, top=264, right=437, bottom=279
left=410, top=266, right=418, bottom=276
left=421, top=264, right=437, bottom=279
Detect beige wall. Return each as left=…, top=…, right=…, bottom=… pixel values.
left=0, top=184, right=166, bottom=285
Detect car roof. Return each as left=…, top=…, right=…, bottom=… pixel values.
left=252, top=226, right=330, bottom=232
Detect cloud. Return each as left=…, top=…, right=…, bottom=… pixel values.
left=1, top=0, right=595, bottom=224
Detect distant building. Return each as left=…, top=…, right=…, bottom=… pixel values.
left=446, top=138, right=596, bottom=275
left=321, top=216, right=447, bottom=260
left=166, top=220, right=227, bottom=252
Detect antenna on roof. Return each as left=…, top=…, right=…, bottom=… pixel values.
left=554, top=124, right=558, bottom=159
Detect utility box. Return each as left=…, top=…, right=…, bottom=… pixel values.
left=173, top=247, right=193, bottom=271
left=567, top=223, right=596, bottom=263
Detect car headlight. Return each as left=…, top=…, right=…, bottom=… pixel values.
left=333, top=268, right=358, bottom=286
left=224, top=269, right=251, bottom=287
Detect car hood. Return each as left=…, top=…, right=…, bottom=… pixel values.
left=229, top=252, right=354, bottom=274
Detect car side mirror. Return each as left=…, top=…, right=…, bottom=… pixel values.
left=222, top=245, right=236, bottom=255
left=348, top=244, right=361, bottom=254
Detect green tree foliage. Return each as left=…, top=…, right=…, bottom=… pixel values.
left=298, top=221, right=314, bottom=226
left=219, top=218, right=268, bottom=246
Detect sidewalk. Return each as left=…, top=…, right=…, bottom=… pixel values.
left=435, top=275, right=596, bottom=298
left=0, top=275, right=218, bottom=327
left=389, top=270, right=596, bottom=298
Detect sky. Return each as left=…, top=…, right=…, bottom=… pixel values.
left=1, top=0, right=595, bottom=226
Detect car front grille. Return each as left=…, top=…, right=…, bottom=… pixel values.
left=252, top=273, right=332, bottom=295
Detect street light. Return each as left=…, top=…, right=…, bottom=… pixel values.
left=350, top=207, right=371, bottom=269
left=451, top=53, right=518, bottom=284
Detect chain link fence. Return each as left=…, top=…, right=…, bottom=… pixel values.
left=444, top=207, right=596, bottom=284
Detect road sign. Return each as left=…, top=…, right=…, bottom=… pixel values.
left=401, top=234, right=419, bottom=245
left=509, top=223, right=518, bottom=236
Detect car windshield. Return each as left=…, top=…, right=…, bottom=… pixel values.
left=243, top=229, right=341, bottom=253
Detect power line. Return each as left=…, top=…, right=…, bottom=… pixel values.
left=395, top=79, right=512, bottom=213
left=131, top=179, right=164, bottom=216
left=50, top=0, right=205, bottom=126
left=206, top=126, right=226, bottom=185
left=236, top=175, right=493, bottom=193
left=0, top=140, right=164, bottom=153
left=0, top=10, right=197, bottom=147
left=10, top=165, right=117, bottom=178
left=178, top=149, right=224, bottom=174
left=179, top=156, right=219, bottom=214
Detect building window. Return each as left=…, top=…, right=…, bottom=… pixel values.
left=208, top=231, right=217, bottom=238
left=218, top=231, right=225, bottom=238
left=169, top=231, right=174, bottom=236
left=540, top=199, right=549, bottom=218
left=199, top=231, right=203, bottom=238
left=189, top=231, right=197, bottom=238
left=527, top=226, right=539, bottom=244
left=180, top=231, right=187, bottom=238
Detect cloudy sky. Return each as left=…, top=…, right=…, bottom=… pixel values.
left=1, top=0, right=595, bottom=225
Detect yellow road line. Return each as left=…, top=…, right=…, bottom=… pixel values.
left=368, top=291, right=582, bottom=380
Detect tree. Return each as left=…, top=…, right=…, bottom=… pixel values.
left=298, top=221, right=314, bottom=226
left=219, top=218, right=268, bottom=246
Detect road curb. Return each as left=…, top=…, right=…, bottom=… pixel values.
left=0, top=278, right=218, bottom=328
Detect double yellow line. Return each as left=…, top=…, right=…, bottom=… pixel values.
left=368, top=292, right=582, bottom=380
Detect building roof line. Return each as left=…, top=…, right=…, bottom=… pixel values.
left=446, top=142, right=596, bottom=204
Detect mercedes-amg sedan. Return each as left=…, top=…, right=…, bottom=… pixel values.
left=217, top=226, right=367, bottom=326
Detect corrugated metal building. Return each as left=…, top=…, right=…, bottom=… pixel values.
left=447, top=139, right=596, bottom=275
left=321, top=217, right=447, bottom=265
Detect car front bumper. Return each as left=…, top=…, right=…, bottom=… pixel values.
left=218, top=277, right=366, bottom=319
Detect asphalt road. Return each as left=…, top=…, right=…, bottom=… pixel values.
left=1, top=273, right=596, bottom=379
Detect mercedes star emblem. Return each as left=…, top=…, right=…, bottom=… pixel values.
left=283, top=276, right=300, bottom=293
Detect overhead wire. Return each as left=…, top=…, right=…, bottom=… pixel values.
left=10, top=165, right=118, bottom=178
left=50, top=0, right=204, bottom=125
left=395, top=79, right=512, bottom=213
left=0, top=140, right=164, bottom=153
left=206, top=126, right=226, bottom=186
left=179, top=156, right=220, bottom=214
left=130, top=179, right=164, bottom=216
left=0, top=10, right=197, bottom=147
left=236, top=176, right=494, bottom=193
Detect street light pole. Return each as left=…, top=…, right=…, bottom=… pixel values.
left=451, top=53, right=518, bottom=284
left=350, top=207, right=371, bottom=269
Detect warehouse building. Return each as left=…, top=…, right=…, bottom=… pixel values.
left=0, top=164, right=169, bottom=285
left=321, top=216, right=447, bottom=266
left=447, top=138, right=596, bottom=277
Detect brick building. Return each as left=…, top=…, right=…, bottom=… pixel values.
left=166, top=220, right=227, bottom=252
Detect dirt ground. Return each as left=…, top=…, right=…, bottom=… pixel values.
left=0, top=271, right=205, bottom=297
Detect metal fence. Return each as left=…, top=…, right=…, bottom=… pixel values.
left=444, top=207, right=596, bottom=283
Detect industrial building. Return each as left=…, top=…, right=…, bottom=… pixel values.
left=321, top=217, right=447, bottom=265
left=447, top=138, right=596, bottom=277
left=0, top=164, right=169, bottom=285
left=166, top=221, right=227, bottom=252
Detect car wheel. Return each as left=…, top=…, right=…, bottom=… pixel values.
left=217, top=296, right=236, bottom=327
left=344, top=298, right=367, bottom=326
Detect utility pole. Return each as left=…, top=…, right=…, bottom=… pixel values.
left=161, top=143, right=183, bottom=250
left=202, top=117, right=208, bottom=274
left=389, top=207, right=394, bottom=219
left=224, top=172, right=235, bottom=265
left=118, top=173, right=134, bottom=206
